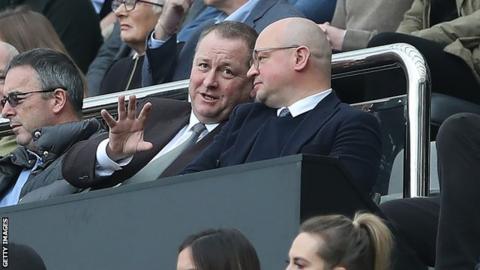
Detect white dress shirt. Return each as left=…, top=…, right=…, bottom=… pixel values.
left=95, top=112, right=218, bottom=176
left=276, top=89, right=333, bottom=117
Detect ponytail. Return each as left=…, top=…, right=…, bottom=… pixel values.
left=300, top=212, right=393, bottom=270
left=352, top=213, right=393, bottom=270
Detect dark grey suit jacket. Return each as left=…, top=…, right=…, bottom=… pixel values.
left=62, top=98, right=223, bottom=189
left=144, top=0, right=305, bottom=85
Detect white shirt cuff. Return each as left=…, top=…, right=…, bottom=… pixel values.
left=95, top=139, right=133, bottom=177
left=148, top=32, right=171, bottom=49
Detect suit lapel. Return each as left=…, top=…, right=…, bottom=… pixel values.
left=229, top=107, right=276, bottom=164
left=161, top=122, right=225, bottom=177
left=281, top=92, right=341, bottom=155
left=132, top=100, right=191, bottom=165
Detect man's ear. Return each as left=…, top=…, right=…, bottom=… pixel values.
left=51, top=88, right=68, bottom=114
left=293, top=46, right=310, bottom=71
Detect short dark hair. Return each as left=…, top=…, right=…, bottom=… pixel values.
left=196, top=21, right=258, bottom=68
left=178, top=228, right=261, bottom=270
left=6, top=48, right=84, bottom=115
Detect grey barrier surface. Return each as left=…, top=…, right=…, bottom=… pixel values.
left=0, top=155, right=374, bottom=270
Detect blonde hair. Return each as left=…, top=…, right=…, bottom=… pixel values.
left=300, top=212, right=393, bottom=270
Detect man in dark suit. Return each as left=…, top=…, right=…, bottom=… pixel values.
left=182, top=18, right=382, bottom=194
left=143, top=0, right=304, bottom=85
left=62, top=22, right=257, bottom=189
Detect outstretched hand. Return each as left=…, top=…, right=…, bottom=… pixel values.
left=102, top=95, right=153, bottom=161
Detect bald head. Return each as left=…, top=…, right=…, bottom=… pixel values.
left=0, top=41, right=18, bottom=90
left=248, top=18, right=332, bottom=107
left=261, top=17, right=331, bottom=73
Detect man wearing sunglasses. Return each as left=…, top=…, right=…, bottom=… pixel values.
left=0, top=48, right=104, bottom=206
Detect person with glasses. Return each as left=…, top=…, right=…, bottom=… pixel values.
left=62, top=22, right=256, bottom=189
left=181, top=18, right=382, bottom=195
left=0, top=48, right=104, bottom=206
left=95, top=0, right=164, bottom=95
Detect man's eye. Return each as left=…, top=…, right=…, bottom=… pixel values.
left=257, top=55, right=267, bottom=61
left=222, top=68, right=234, bottom=77
left=197, top=63, right=209, bottom=70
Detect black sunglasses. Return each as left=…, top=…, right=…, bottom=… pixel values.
left=1, top=88, right=59, bottom=107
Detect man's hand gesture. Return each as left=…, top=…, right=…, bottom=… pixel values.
left=101, top=95, right=153, bottom=161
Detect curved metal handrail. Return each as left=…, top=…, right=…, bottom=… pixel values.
left=0, top=44, right=430, bottom=197
left=333, top=43, right=430, bottom=198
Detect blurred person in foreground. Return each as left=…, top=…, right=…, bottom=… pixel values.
left=177, top=228, right=260, bottom=270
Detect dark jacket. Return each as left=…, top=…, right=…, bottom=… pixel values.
left=0, top=118, right=104, bottom=203
left=183, top=92, right=382, bottom=194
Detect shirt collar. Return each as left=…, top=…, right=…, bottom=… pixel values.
left=188, top=112, right=219, bottom=132
left=276, top=89, right=333, bottom=117
left=214, top=0, right=261, bottom=23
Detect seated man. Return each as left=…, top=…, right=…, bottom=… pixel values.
left=381, top=113, right=480, bottom=270
left=181, top=18, right=382, bottom=194
left=0, top=48, right=104, bottom=206
left=62, top=22, right=257, bottom=188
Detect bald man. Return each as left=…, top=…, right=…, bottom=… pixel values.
left=182, top=18, right=382, bottom=194
left=0, top=41, right=19, bottom=156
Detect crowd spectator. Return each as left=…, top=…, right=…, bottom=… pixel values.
left=0, top=49, right=103, bottom=206
left=62, top=22, right=256, bottom=188
left=177, top=228, right=260, bottom=270
left=0, top=7, right=80, bottom=156
left=369, top=0, right=480, bottom=103
left=0, top=0, right=103, bottom=73
left=181, top=18, right=382, bottom=195
left=97, top=0, right=163, bottom=94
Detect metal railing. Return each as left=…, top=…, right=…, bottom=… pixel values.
left=0, top=43, right=430, bottom=197
left=333, top=43, right=430, bottom=198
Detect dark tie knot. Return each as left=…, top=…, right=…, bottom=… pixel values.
left=278, top=108, right=291, bottom=118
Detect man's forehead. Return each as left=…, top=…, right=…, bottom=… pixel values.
left=3, top=66, right=40, bottom=94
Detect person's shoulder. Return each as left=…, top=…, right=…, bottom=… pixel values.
left=142, top=96, right=190, bottom=108
left=336, top=102, right=379, bottom=126
left=269, top=0, right=305, bottom=17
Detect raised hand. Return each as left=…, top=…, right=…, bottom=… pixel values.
left=102, top=95, right=153, bottom=161
left=153, top=0, right=194, bottom=40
